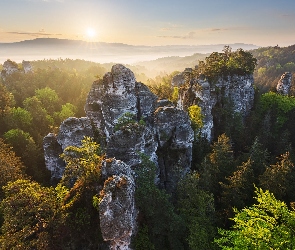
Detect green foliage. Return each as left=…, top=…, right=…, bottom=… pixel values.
left=260, top=92, right=295, bottom=128
left=198, top=46, right=257, bottom=82
left=177, top=172, right=217, bottom=249
left=220, top=159, right=255, bottom=224
left=4, top=128, right=34, bottom=155
left=35, top=87, right=60, bottom=115
left=147, top=71, right=179, bottom=100
left=188, top=104, right=203, bottom=131
left=61, top=136, right=103, bottom=187
left=133, top=225, right=155, bottom=250
left=0, top=83, right=14, bottom=117
left=171, top=86, right=179, bottom=104
left=114, top=112, right=137, bottom=132
left=113, top=112, right=145, bottom=132
left=0, top=139, right=26, bottom=199
left=53, top=102, right=77, bottom=124
left=215, top=187, right=295, bottom=249
left=60, top=137, right=104, bottom=248
left=134, top=154, right=185, bottom=250
left=0, top=179, right=63, bottom=250
left=259, top=152, right=294, bottom=200
left=199, top=134, right=234, bottom=193
left=3, top=128, right=48, bottom=183
left=252, top=45, right=295, bottom=92
left=5, top=107, right=33, bottom=131
left=23, top=96, right=54, bottom=139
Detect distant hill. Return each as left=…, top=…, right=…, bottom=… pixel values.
left=135, top=53, right=210, bottom=77
left=250, top=45, right=295, bottom=92
left=0, top=38, right=258, bottom=66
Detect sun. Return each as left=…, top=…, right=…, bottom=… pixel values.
left=86, top=28, right=96, bottom=38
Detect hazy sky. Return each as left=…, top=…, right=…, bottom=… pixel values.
left=0, top=0, right=295, bottom=47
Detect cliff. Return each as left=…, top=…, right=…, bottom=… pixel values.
left=174, top=69, right=255, bottom=141
left=43, top=64, right=194, bottom=249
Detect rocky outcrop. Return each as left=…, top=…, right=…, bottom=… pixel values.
left=178, top=71, right=255, bottom=141
left=44, top=64, right=193, bottom=249
left=22, top=60, right=33, bottom=74
left=83, top=64, right=193, bottom=192
left=154, top=105, right=194, bottom=192
left=100, top=159, right=136, bottom=250
left=43, top=133, right=65, bottom=180
left=276, top=72, right=292, bottom=95
left=2, top=60, right=19, bottom=75
left=43, top=117, right=94, bottom=179
left=1, top=60, right=33, bottom=80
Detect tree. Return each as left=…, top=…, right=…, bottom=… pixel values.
left=248, top=137, right=269, bottom=178
left=0, top=83, right=14, bottom=134
left=0, top=179, right=64, bottom=250
left=3, top=128, right=48, bottom=183
left=177, top=172, right=216, bottom=250
left=61, top=137, right=103, bottom=187
left=147, top=71, right=180, bottom=100
left=23, top=96, right=54, bottom=140
left=220, top=159, right=255, bottom=225
left=0, top=139, right=26, bottom=199
left=0, top=83, right=14, bottom=117
left=199, top=134, right=234, bottom=193
left=259, top=152, right=294, bottom=200
left=5, top=107, right=33, bottom=131
left=53, top=102, right=77, bottom=124
left=215, top=187, right=295, bottom=249
left=188, top=105, right=203, bottom=132
left=59, top=137, right=104, bottom=248
left=198, top=46, right=257, bottom=82
left=35, top=87, right=60, bottom=115
left=134, top=154, right=186, bottom=250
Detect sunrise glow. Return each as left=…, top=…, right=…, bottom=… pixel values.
left=86, top=28, right=96, bottom=39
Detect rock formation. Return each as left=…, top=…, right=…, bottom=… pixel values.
left=99, top=159, right=136, bottom=250
left=22, top=60, right=34, bottom=74
left=43, top=64, right=194, bottom=249
left=43, top=117, right=94, bottom=179
left=1, top=60, right=33, bottom=80
left=175, top=70, right=255, bottom=141
left=276, top=72, right=292, bottom=95
left=2, top=60, right=19, bottom=75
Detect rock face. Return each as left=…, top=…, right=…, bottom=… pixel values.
left=3, top=60, right=19, bottom=75
left=178, top=71, right=255, bottom=141
left=100, top=159, right=136, bottom=250
left=43, top=117, right=94, bottom=179
left=276, top=72, right=292, bottom=95
left=43, top=64, right=194, bottom=249
left=1, top=60, right=33, bottom=80
left=22, top=60, right=33, bottom=74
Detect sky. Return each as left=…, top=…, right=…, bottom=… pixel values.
left=0, top=0, right=295, bottom=47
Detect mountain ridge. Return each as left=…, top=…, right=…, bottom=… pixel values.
left=0, top=38, right=259, bottom=65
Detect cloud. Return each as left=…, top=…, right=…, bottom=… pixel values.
left=158, top=27, right=246, bottom=39
left=210, top=28, right=228, bottom=32
left=21, top=0, right=65, bottom=2
left=160, top=23, right=182, bottom=31
left=6, top=31, right=62, bottom=37
left=158, top=31, right=198, bottom=40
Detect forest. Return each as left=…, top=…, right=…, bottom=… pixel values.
left=1, top=44, right=295, bottom=249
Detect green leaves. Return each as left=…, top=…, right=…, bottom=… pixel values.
left=188, top=105, right=203, bottom=132
left=215, top=187, right=295, bottom=249
left=0, top=179, right=62, bottom=250
left=61, top=137, right=103, bottom=187
left=198, top=46, right=257, bottom=82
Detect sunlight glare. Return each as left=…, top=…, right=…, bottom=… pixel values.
left=86, top=28, right=96, bottom=38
